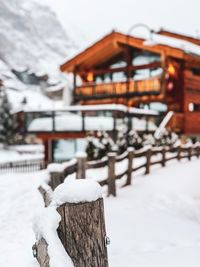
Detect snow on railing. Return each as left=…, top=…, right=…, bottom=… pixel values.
left=154, top=111, right=174, bottom=139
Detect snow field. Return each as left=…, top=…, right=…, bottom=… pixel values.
left=106, top=159, right=200, bottom=267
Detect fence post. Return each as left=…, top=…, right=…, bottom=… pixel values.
left=196, top=144, right=200, bottom=158
left=145, top=147, right=152, bottom=175
left=188, top=145, right=192, bottom=161
left=177, top=145, right=181, bottom=161
left=49, top=171, right=64, bottom=191
left=57, top=197, right=109, bottom=267
left=125, top=147, right=134, bottom=186
left=107, top=152, right=116, bottom=197
left=76, top=152, right=87, bottom=179
left=161, top=146, right=166, bottom=167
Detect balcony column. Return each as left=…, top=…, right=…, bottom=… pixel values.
left=73, top=67, right=77, bottom=100
left=123, top=47, right=133, bottom=101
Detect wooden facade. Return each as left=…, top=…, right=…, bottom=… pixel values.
left=61, top=30, right=200, bottom=135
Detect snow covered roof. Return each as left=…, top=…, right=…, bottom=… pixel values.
left=61, top=31, right=200, bottom=72
left=144, top=33, right=200, bottom=57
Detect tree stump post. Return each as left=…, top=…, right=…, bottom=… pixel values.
left=177, top=145, right=181, bottom=161
left=107, top=153, right=116, bottom=197
left=76, top=152, right=87, bottom=179
left=161, top=147, right=166, bottom=167
left=125, top=147, right=134, bottom=186
left=49, top=171, right=65, bottom=191
left=57, top=198, right=109, bottom=267
left=145, top=148, right=152, bottom=175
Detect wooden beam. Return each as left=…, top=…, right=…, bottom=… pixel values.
left=78, top=62, right=162, bottom=76
left=36, top=132, right=86, bottom=140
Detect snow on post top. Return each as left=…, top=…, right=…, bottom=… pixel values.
left=52, top=179, right=103, bottom=206
left=47, top=159, right=77, bottom=173
left=47, top=163, right=63, bottom=173
left=75, top=151, right=87, bottom=158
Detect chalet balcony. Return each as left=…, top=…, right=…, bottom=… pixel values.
left=74, top=75, right=163, bottom=101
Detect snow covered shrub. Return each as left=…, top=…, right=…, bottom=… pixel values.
left=128, top=130, right=143, bottom=150
left=85, top=131, right=114, bottom=161
left=154, top=129, right=179, bottom=147
left=96, top=131, right=114, bottom=159
left=142, top=133, right=156, bottom=147
left=116, top=126, right=128, bottom=154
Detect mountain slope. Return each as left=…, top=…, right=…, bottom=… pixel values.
left=0, top=0, right=75, bottom=74
left=0, top=0, right=76, bottom=109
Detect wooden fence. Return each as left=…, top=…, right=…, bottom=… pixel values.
left=47, top=143, right=200, bottom=196
left=34, top=142, right=200, bottom=267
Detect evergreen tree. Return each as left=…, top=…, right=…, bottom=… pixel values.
left=0, top=88, right=18, bottom=146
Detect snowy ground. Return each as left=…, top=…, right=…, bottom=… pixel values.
left=0, top=158, right=200, bottom=267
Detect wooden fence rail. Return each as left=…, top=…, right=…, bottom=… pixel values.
left=46, top=143, right=200, bottom=198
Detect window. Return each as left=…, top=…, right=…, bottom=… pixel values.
left=53, top=139, right=86, bottom=161
left=188, top=103, right=200, bottom=112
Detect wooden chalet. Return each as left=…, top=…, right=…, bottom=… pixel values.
left=61, top=30, right=200, bottom=135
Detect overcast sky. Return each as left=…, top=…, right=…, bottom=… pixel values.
left=46, top=0, right=200, bottom=47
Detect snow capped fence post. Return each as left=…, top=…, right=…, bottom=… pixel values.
left=33, top=180, right=109, bottom=267
left=47, top=163, right=65, bottom=191
left=76, top=152, right=87, bottom=179
left=145, top=147, right=152, bottom=175
left=107, top=152, right=116, bottom=197
left=55, top=180, right=109, bottom=267
left=161, top=146, right=166, bottom=167
left=125, top=147, right=134, bottom=186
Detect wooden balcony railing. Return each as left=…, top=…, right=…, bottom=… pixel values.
left=75, top=75, right=162, bottom=100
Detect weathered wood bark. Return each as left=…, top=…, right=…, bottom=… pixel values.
left=107, top=153, right=116, bottom=197
left=161, top=147, right=166, bottom=167
left=48, top=171, right=65, bottom=190
left=145, top=148, right=152, bottom=175
left=38, top=186, right=51, bottom=207
left=125, top=148, right=134, bottom=186
left=33, top=239, right=49, bottom=267
left=76, top=154, right=86, bottom=179
left=57, top=198, right=109, bottom=267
